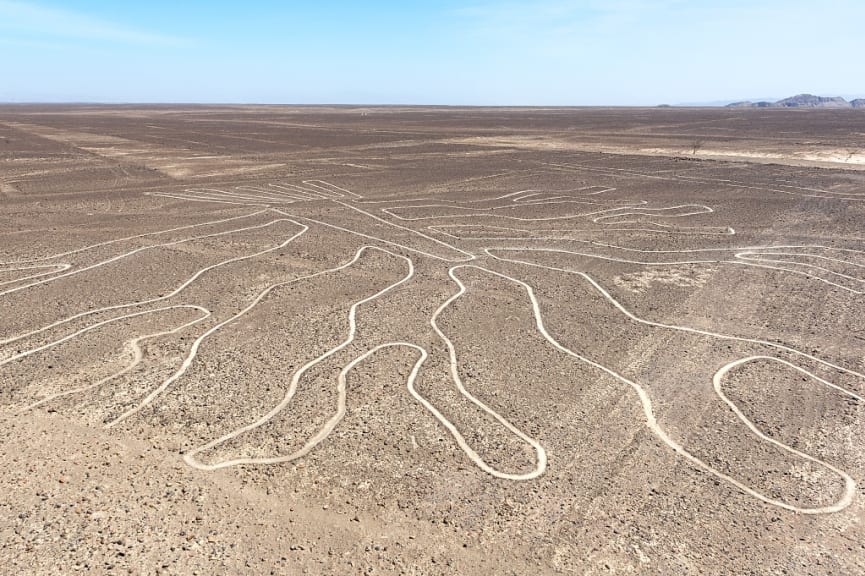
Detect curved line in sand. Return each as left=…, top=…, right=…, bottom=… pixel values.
left=735, top=251, right=865, bottom=290
left=104, top=244, right=399, bottom=428
left=427, top=267, right=549, bottom=479
left=147, top=181, right=626, bottom=214
left=713, top=356, right=858, bottom=513
left=1, top=305, right=209, bottom=369
left=428, top=223, right=736, bottom=239
left=486, top=247, right=865, bottom=372
left=7, top=172, right=860, bottom=513
left=175, top=246, right=544, bottom=479
left=480, top=245, right=865, bottom=295
left=0, top=209, right=269, bottom=266
left=326, top=201, right=477, bottom=262
left=380, top=202, right=649, bottom=223
left=543, top=160, right=865, bottom=202
left=16, top=305, right=212, bottom=413
left=0, top=214, right=293, bottom=299
left=461, top=259, right=861, bottom=513
left=147, top=191, right=262, bottom=206
left=0, top=219, right=308, bottom=347
left=0, top=263, right=72, bottom=286
left=147, top=178, right=359, bottom=206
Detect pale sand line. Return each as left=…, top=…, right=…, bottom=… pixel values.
left=428, top=268, right=548, bottom=480
left=307, top=182, right=724, bottom=239
left=312, top=170, right=534, bottom=204
left=273, top=211, right=477, bottom=263
left=105, top=244, right=402, bottom=427
left=147, top=192, right=262, bottom=206
left=0, top=209, right=269, bottom=266
left=180, top=220, right=861, bottom=493
left=175, top=189, right=294, bottom=204
left=459, top=262, right=861, bottom=513
left=425, top=226, right=861, bottom=292
left=591, top=205, right=713, bottom=223
left=15, top=174, right=858, bottom=511
left=714, top=356, right=858, bottom=512
left=327, top=200, right=477, bottom=262
left=735, top=252, right=865, bottom=294
left=773, top=179, right=865, bottom=196
left=149, top=188, right=308, bottom=205
left=0, top=218, right=308, bottom=348
left=381, top=203, right=712, bottom=224
left=447, top=232, right=865, bottom=287
left=301, top=180, right=362, bottom=199
left=482, top=245, right=865, bottom=295
left=235, top=185, right=288, bottom=193
left=145, top=182, right=642, bottom=250
left=3, top=202, right=474, bottom=387
left=684, top=176, right=865, bottom=199
left=738, top=248, right=865, bottom=272
left=17, top=305, right=212, bottom=412
left=0, top=263, right=72, bottom=287
left=485, top=247, right=865, bottom=382
left=202, top=187, right=299, bottom=203
left=11, top=231, right=537, bottom=478
left=588, top=240, right=865, bottom=257
left=182, top=350, right=419, bottom=470
left=274, top=182, right=339, bottom=199
left=0, top=214, right=287, bottom=298
left=157, top=182, right=336, bottom=204
left=180, top=247, right=544, bottom=480
left=266, top=184, right=329, bottom=202
left=380, top=202, right=643, bottom=223
left=150, top=180, right=623, bottom=211
left=348, top=185, right=619, bottom=206
left=223, top=182, right=337, bottom=203
left=267, top=186, right=322, bottom=202
left=429, top=223, right=736, bottom=239
left=179, top=246, right=418, bottom=466
left=13, top=231, right=860, bottom=507
left=512, top=187, right=616, bottom=201
left=149, top=179, right=356, bottom=207
left=1, top=305, right=209, bottom=370
left=545, top=161, right=865, bottom=202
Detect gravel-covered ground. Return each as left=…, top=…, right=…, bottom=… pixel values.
left=1, top=106, right=864, bottom=575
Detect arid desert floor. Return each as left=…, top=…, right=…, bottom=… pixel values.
left=1, top=105, right=864, bottom=575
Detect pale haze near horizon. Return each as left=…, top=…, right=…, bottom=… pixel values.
left=0, top=0, right=862, bottom=106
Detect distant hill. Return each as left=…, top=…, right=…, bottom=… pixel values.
left=727, top=94, right=864, bottom=108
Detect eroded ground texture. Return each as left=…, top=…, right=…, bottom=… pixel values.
left=1, top=105, right=865, bottom=575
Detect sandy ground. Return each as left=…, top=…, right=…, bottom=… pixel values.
left=1, top=106, right=864, bottom=575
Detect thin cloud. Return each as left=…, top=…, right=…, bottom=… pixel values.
left=454, top=0, right=676, bottom=27
left=0, top=0, right=187, bottom=46
left=449, top=0, right=679, bottom=51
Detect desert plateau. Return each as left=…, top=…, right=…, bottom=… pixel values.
left=1, top=105, right=864, bottom=575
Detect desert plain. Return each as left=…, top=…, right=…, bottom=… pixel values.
left=1, top=105, right=864, bottom=574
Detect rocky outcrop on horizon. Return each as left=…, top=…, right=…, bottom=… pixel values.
left=727, top=94, right=863, bottom=108
left=727, top=100, right=775, bottom=108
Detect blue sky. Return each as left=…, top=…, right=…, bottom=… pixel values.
left=1, top=0, right=862, bottom=105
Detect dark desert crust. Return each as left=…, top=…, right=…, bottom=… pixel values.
left=1, top=105, right=864, bottom=575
